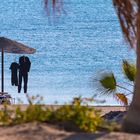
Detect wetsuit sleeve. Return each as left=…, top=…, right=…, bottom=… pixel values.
left=26, top=57, right=31, bottom=72
left=28, top=59, right=31, bottom=72
left=19, top=56, right=22, bottom=64
left=17, top=63, right=20, bottom=69
left=9, top=64, right=12, bottom=70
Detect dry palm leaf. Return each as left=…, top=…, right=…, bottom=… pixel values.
left=115, top=93, right=128, bottom=106
left=113, top=0, right=140, bottom=48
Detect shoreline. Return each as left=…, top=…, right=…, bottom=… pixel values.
left=1, top=104, right=127, bottom=115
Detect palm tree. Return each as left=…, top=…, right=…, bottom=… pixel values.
left=45, top=0, right=140, bottom=133
left=113, top=0, right=140, bottom=133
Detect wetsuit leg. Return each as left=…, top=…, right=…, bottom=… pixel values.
left=11, top=73, right=14, bottom=86
left=18, top=72, right=22, bottom=93
left=15, top=74, right=18, bottom=86
left=23, top=73, right=28, bottom=93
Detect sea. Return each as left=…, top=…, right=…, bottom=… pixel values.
left=0, top=0, right=136, bottom=105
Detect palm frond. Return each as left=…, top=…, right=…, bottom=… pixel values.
left=115, top=93, right=128, bottom=106
left=98, top=72, right=117, bottom=94
left=122, top=60, right=136, bottom=82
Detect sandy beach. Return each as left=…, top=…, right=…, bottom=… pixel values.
left=0, top=121, right=139, bottom=140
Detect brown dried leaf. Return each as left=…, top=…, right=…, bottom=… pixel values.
left=115, top=93, right=128, bottom=106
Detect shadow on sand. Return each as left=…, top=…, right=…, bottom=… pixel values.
left=63, top=132, right=108, bottom=140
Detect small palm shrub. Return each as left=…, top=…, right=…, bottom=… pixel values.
left=95, top=59, right=136, bottom=106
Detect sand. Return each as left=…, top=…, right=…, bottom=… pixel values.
left=0, top=123, right=139, bottom=140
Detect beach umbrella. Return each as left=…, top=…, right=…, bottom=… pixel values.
left=0, top=37, right=36, bottom=94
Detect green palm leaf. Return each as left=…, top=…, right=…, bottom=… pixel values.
left=122, top=60, right=136, bottom=82
left=99, top=73, right=117, bottom=94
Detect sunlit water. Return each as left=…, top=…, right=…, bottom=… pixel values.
left=0, top=0, right=136, bottom=105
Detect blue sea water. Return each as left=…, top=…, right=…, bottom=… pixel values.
left=0, top=0, right=136, bottom=104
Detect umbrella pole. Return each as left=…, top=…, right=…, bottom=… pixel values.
left=1, top=48, right=4, bottom=93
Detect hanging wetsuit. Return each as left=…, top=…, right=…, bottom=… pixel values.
left=10, top=62, right=19, bottom=86
left=18, top=56, right=31, bottom=93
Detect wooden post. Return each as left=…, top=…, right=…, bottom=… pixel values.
left=1, top=48, right=4, bottom=93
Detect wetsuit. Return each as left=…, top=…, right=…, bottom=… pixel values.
left=18, top=56, right=31, bottom=93
left=10, top=62, right=19, bottom=86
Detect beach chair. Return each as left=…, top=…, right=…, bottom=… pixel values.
left=0, top=93, right=15, bottom=104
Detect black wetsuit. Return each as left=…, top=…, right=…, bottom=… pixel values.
left=10, top=62, right=19, bottom=86
left=18, top=56, right=31, bottom=93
